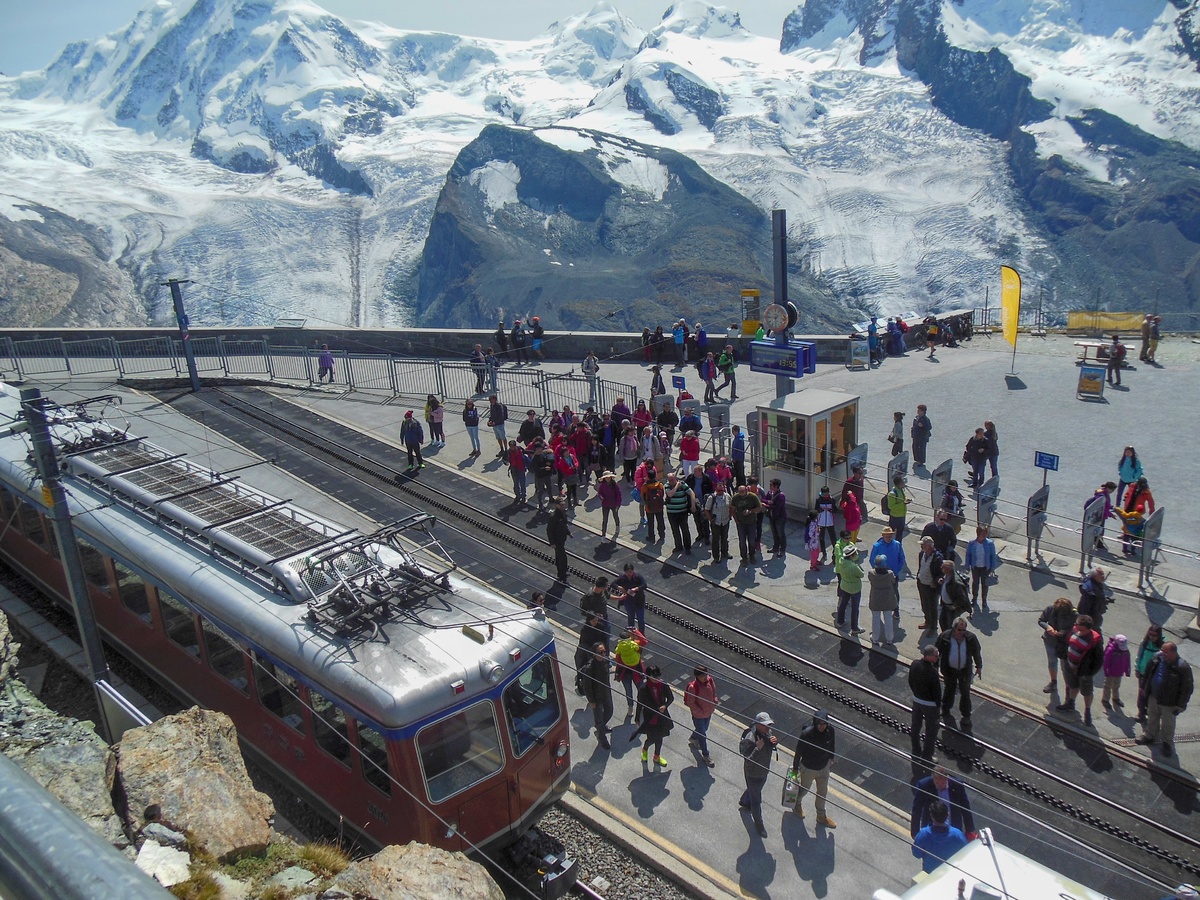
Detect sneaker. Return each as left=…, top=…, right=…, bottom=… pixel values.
left=1055, top=702, right=1075, bottom=712
left=1101, top=700, right=1112, bottom=711
left=655, top=756, right=669, bottom=767
left=1042, top=682, right=1057, bottom=694
left=1134, top=734, right=1154, bottom=745
left=704, top=755, right=715, bottom=768
left=756, top=823, right=768, bottom=838
left=688, top=737, right=700, bottom=749
left=641, top=750, right=649, bottom=762
left=1114, top=699, right=1124, bottom=707
left=1083, top=711, right=1092, bottom=726
left=817, top=815, right=837, bottom=829
left=418, top=462, right=426, bottom=468
left=793, top=807, right=805, bottom=818
left=961, top=717, right=972, bottom=730
left=598, top=735, right=611, bottom=750
left=851, top=627, right=866, bottom=635
left=1162, top=743, right=1174, bottom=758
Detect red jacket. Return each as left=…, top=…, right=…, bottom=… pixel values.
left=684, top=676, right=719, bottom=719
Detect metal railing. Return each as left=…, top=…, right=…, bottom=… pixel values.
left=0, top=339, right=638, bottom=417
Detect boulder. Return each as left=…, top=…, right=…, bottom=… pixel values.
left=325, top=844, right=504, bottom=900
left=135, top=839, right=192, bottom=887
left=116, top=707, right=274, bottom=861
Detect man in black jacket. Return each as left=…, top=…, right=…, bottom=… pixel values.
left=914, top=538, right=944, bottom=632
left=530, top=447, right=556, bottom=511
left=1077, top=567, right=1109, bottom=629
left=656, top=405, right=680, bottom=445
left=518, top=409, right=546, bottom=445
left=791, top=710, right=837, bottom=828
left=910, top=766, right=976, bottom=840
left=936, top=618, right=982, bottom=730
left=581, top=642, right=614, bottom=750
left=921, top=512, right=957, bottom=560
left=1136, top=641, right=1193, bottom=758
left=937, top=560, right=970, bottom=633
left=909, top=644, right=942, bottom=760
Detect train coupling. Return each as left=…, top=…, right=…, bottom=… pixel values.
left=536, top=849, right=579, bottom=900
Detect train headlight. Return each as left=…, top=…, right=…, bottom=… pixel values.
left=480, top=659, right=504, bottom=683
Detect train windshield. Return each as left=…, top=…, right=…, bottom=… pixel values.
left=418, top=702, right=504, bottom=804
left=502, top=656, right=562, bottom=756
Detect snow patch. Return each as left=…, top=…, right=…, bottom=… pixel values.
left=0, top=194, right=43, bottom=223
left=606, top=154, right=669, bottom=200
left=1024, top=119, right=1111, bottom=182
left=468, top=160, right=520, bottom=213
left=534, top=128, right=598, bottom=153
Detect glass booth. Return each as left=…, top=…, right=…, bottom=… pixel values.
left=754, top=389, right=859, bottom=517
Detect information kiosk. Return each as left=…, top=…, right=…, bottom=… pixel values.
left=754, top=389, right=860, bottom=517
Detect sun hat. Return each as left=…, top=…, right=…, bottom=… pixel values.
left=843, top=544, right=858, bottom=557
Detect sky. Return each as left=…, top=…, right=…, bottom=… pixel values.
left=0, top=0, right=803, bottom=76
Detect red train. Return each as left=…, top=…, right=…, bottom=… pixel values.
left=0, top=385, right=571, bottom=854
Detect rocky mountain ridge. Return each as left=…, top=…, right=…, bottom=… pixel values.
left=1, top=0, right=1198, bottom=328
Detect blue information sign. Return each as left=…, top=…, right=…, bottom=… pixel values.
left=1034, top=451, right=1059, bottom=471
left=672, top=375, right=685, bottom=390
left=748, top=340, right=817, bottom=377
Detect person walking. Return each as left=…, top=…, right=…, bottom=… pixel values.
left=546, top=499, right=572, bottom=583
left=835, top=544, right=866, bottom=634
left=1136, top=641, right=1193, bottom=758
left=1057, top=614, right=1103, bottom=726
left=613, top=562, right=648, bottom=634
left=911, top=765, right=976, bottom=840
left=581, top=642, right=614, bottom=750
left=462, top=399, right=482, bottom=456
left=684, top=665, right=718, bottom=767
left=705, top=480, right=733, bottom=563
left=963, top=526, right=999, bottom=611
left=716, top=344, right=738, bottom=400
left=664, top=471, right=696, bottom=555
left=937, top=617, right=982, bottom=730
left=425, top=395, right=445, bottom=447
left=868, top=555, right=899, bottom=646
left=1102, top=634, right=1131, bottom=711
left=1135, top=624, right=1165, bottom=724
left=910, top=404, right=932, bottom=467
left=1038, top=596, right=1077, bottom=695
left=765, top=478, right=788, bottom=555
left=731, top=483, right=763, bottom=566
left=913, top=537, right=944, bottom=633
left=1106, top=334, right=1126, bottom=386
left=739, top=712, right=778, bottom=838
left=912, top=800, right=968, bottom=875
left=963, top=428, right=989, bottom=489
left=596, top=471, right=622, bottom=541
left=1077, top=566, right=1109, bottom=629
left=888, top=410, right=905, bottom=457
left=884, top=476, right=910, bottom=541
left=701, top=352, right=719, bottom=403
left=983, top=421, right=999, bottom=478
left=316, top=344, right=335, bottom=383
left=399, top=411, right=424, bottom=471
left=909, top=644, right=942, bottom=761
left=581, top=350, right=600, bottom=406
left=487, top=394, right=508, bottom=458
left=506, top=440, right=529, bottom=503
left=632, top=665, right=673, bottom=767
left=791, top=710, right=837, bottom=828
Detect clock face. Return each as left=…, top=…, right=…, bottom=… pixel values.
left=762, top=304, right=788, bottom=332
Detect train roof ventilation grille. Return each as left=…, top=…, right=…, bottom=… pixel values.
left=299, top=514, right=459, bottom=641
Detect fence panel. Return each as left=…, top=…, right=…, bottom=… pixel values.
left=116, top=338, right=178, bottom=377
left=441, top=362, right=482, bottom=402
left=177, top=337, right=225, bottom=374
left=388, top=357, right=443, bottom=398
left=220, top=339, right=271, bottom=376
left=538, top=372, right=593, bottom=414
left=346, top=355, right=395, bottom=394
left=63, top=338, right=118, bottom=376
left=0, top=337, right=19, bottom=379
left=267, top=346, right=312, bottom=383
left=493, top=367, right=543, bottom=411
left=13, top=338, right=69, bottom=376
left=598, top=378, right=640, bottom=415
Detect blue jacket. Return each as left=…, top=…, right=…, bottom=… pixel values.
left=913, top=824, right=967, bottom=873
left=1118, top=456, right=1143, bottom=484
left=963, top=537, right=999, bottom=571
left=679, top=413, right=703, bottom=435
left=731, top=432, right=746, bottom=461
left=400, top=419, right=424, bottom=447
left=869, top=538, right=906, bottom=578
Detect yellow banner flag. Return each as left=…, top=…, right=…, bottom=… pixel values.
left=1000, top=266, right=1021, bottom=349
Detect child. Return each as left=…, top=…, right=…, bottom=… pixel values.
left=805, top=512, right=821, bottom=572
left=1102, top=634, right=1131, bottom=710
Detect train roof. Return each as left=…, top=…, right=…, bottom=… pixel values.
left=0, top=385, right=554, bottom=732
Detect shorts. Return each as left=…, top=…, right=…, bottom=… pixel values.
left=492, top=424, right=507, bottom=443
left=532, top=338, right=543, bottom=351
left=1063, top=666, right=1093, bottom=696
left=1043, top=637, right=1061, bottom=670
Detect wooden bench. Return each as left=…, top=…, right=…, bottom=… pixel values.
left=1074, top=340, right=1129, bottom=366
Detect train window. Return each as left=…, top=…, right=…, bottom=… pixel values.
left=502, top=656, right=562, bottom=756
left=309, top=690, right=351, bottom=767
left=156, top=589, right=199, bottom=655
left=356, top=722, right=392, bottom=795
left=417, top=703, right=503, bottom=804
left=200, top=619, right=248, bottom=692
left=112, top=561, right=151, bottom=623
left=15, top=499, right=49, bottom=550
left=76, top=539, right=111, bottom=591
left=252, top=653, right=307, bottom=734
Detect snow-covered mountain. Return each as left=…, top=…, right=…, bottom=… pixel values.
left=0, top=0, right=1198, bottom=329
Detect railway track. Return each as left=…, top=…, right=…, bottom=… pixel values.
left=174, top=386, right=1198, bottom=898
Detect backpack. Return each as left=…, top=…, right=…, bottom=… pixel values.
left=881, top=494, right=890, bottom=514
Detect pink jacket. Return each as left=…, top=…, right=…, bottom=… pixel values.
left=841, top=494, right=862, bottom=531
left=1103, top=641, right=1131, bottom=678
left=680, top=435, right=701, bottom=462
left=597, top=478, right=623, bottom=509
